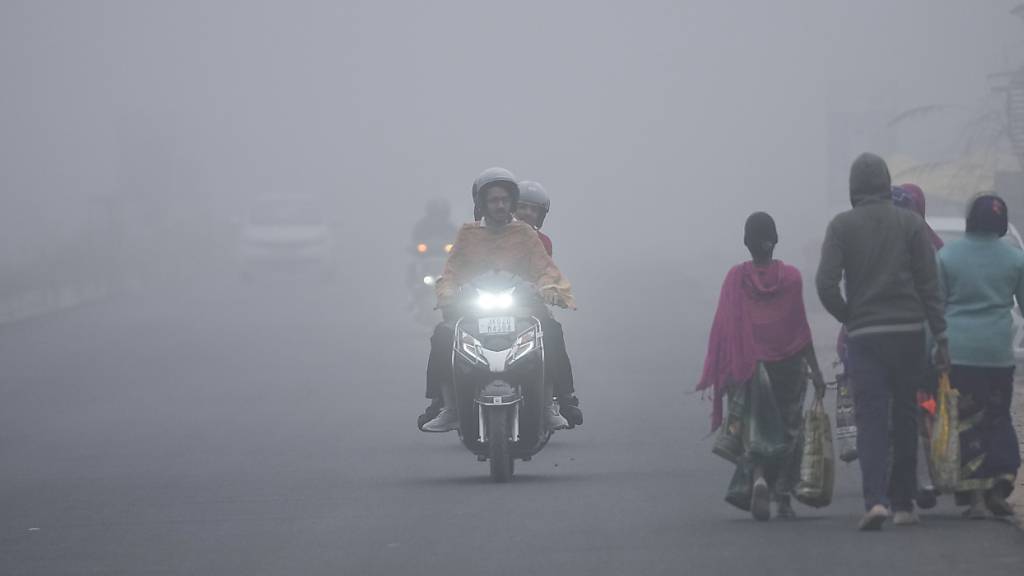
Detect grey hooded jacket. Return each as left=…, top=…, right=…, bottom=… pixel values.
left=815, top=153, right=947, bottom=339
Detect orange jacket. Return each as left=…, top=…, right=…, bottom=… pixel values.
left=436, top=221, right=574, bottom=309
left=538, top=230, right=553, bottom=256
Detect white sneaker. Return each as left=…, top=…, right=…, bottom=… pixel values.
left=892, top=510, right=920, bottom=526
left=422, top=408, right=459, bottom=433
left=859, top=505, right=890, bottom=531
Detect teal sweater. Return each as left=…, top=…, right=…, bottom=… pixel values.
left=937, top=235, right=1024, bottom=367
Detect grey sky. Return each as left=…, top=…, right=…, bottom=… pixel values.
left=1, top=1, right=1018, bottom=281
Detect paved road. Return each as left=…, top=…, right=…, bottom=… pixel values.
left=1, top=274, right=1021, bottom=575
left=1012, top=379, right=1024, bottom=519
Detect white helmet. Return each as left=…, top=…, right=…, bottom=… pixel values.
left=517, top=180, right=550, bottom=227
left=471, top=167, right=519, bottom=221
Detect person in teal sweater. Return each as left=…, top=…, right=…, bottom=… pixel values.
left=937, top=194, right=1023, bottom=518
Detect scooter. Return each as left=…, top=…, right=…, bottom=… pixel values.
left=448, top=271, right=556, bottom=482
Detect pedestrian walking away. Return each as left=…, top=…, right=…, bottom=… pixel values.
left=816, top=153, right=949, bottom=531
left=699, top=212, right=827, bottom=522
left=937, top=193, right=1023, bottom=519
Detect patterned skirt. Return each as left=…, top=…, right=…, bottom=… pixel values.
left=949, top=365, right=1020, bottom=501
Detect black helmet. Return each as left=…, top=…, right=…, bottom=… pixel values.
left=471, top=167, right=519, bottom=221
left=517, top=180, right=550, bottom=227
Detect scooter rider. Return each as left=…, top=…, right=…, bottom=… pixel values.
left=412, top=198, right=457, bottom=251
left=420, top=167, right=576, bottom=433
left=417, top=171, right=550, bottom=428
left=516, top=181, right=553, bottom=255
left=407, top=198, right=457, bottom=298
left=516, top=180, right=583, bottom=428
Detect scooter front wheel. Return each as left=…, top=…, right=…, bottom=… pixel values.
left=487, top=407, right=514, bottom=483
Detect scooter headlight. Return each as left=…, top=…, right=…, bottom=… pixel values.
left=457, top=330, right=486, bottom=365
left=422, top=275, right=436, bottom=286
left=476, top=289, right=515, bottom=311
left=509, top=326, right=539, bottom=365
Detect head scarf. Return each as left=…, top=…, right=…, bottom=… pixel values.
left=966, top=194, right=1009, bottom=237
left=892, top=183, right=944, bottom=249
left=892, top=184, right=925, bottom=216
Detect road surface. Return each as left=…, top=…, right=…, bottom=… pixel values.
left=1, top=273, right=1021, bottom=575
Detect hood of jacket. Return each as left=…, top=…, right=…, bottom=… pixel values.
left=849, top=153, right=892, bottom=207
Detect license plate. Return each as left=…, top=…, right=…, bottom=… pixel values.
left=479, top=317, right=515, bottom=335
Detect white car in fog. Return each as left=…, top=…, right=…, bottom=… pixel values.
left=238, top=195, right=336, bottom=279
left=928, top=217, right=1024, bottom=362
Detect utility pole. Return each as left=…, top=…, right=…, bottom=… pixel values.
left=994, top=5, right=1024, bottom=172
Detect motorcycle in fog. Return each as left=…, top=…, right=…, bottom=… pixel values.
left=407, top=240, right=453, bottom=325
left=448, top=271, right=558, bottom=482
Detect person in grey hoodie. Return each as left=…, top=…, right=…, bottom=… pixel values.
left=816, top=153, right=950, bottom=531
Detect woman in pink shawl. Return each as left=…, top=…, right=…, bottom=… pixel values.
left=698, top=212, right=826, bottom=521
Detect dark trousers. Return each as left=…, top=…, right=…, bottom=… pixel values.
left=847, top=331, right=925, bottom=512
left=425, top=317, right=575, bottom=400
left=425, top=321, right=456, bottom=400
left=542, top=318, right=576, bottom=398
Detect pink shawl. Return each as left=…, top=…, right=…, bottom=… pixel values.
left=697, top=261, right=813, bottom=431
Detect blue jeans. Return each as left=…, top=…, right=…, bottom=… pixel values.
left=848, top=331, right=925, bottom=511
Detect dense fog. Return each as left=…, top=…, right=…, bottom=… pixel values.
left=3, top=1, right=1018, bottom=300
left=4, top=2, right=1024, bottom=574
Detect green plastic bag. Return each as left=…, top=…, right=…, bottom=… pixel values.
left=794, top=397, right=834, bottom=508
left=930, top=373, right=960, bottom=492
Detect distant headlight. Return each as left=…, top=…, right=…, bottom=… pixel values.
left=445, top=244, right=454, bottom=253
left=423, top=275, right=436, bottom=286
